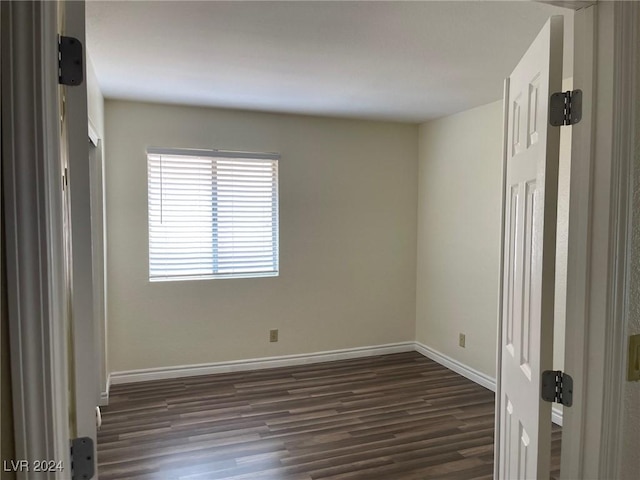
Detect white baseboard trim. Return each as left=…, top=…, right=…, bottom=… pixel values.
left=552, top=406, right=563, bottom=427
left=414, top=342, right=497, bottom=392
left=109, top=341, right=416, bottom=385
left=414, top=342, right=563, bottom=426
left=105, top=340, right=564, bottom=426
left=99, top=374, right=110, bottom=406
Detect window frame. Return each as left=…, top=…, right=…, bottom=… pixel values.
left=146, top=147, right=280, bottom=282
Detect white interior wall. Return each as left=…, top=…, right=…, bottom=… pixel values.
left=415, top=95, right=572, bottom=380
left=102, top=97, right=572, bottom=391
left=104, top=100, right=418, bottom=373
left=415, top=100, right=504, bottom=377
left=98, top=10, right=574, bottom=385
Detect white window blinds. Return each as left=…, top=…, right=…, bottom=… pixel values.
left=147, top=148, right=279, bottom=281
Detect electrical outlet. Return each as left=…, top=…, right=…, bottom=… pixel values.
left=270, top=329, right=279, bottom=343
left=459, top=333, right=466, bottom=348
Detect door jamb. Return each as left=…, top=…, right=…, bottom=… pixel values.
left=87, top=120, right=109, bottom=407
left=1, top=1, right=70, bottom=478
left=558, top=4, right=596, bottom=477
left=596, top=1, right=638, bottom=477
left=64, top=0, right=97, bottom=447
left=88, top=120, right=99, bottom=147
left=546, top=1, right=638, bottom=478
left=562, top=2, right=638, bottom=478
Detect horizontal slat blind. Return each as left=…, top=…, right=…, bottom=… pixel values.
left=148, top=150, right=279, bottom=280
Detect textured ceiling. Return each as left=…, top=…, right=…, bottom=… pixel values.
left=86, top=1, right=573, bottom=123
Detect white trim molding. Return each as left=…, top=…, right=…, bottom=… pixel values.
left=2, top=1, right=70, bottom=476
left=552, top=407, right=564, bottom=428
left=88, top=119, right=99, bottom=147
left=99, top=374, right=111, bottom=406
left=413, top=342, right=563, bottom=426
left=109, top=342, right=415, bottom=385
left=562, top=2, right=639, bottom=477
left=599, top=1, right=639, bottom=478
left=561, top=5, right=596, bottom=476
left=107, top=341, right=565, bottom=426
left=64, top=0, right=98, bottom=444
left=413, top=342, right=496, bottom=392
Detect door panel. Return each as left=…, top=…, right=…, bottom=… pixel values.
left=498, top=16, right=563, bottom=480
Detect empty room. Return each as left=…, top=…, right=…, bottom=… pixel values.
left=87, top=2, right=572, bottom=478
left=2, top=1, right=639, bottom=480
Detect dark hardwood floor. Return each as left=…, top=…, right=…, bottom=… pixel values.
left=98, top=352, right=561, bottom=480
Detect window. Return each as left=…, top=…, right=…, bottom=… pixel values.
left=147, top=148, right=279, bottom=281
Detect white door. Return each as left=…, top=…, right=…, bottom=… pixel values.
left=60, top=0, right=99, bottom=463
left=497, top=16, right=563, bottom=479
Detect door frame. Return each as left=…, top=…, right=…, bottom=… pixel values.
left=1, top=1, right=71, bottom=478
left=493, top=2, right=637, bottom=478
left=64, top=0, right=97, bottom=445
left=3, top=0, right=637, bottom=478
left=559, top=2, right=638, bottom=478
left=87, top=121, right=109, bottom=407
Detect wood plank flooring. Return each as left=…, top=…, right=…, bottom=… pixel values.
left=98, top=352, right=561, bottom=480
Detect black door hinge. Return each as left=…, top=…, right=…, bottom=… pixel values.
left=549, top=90, right=582, bottom=126
left=70, top=437, right=94, bottom=480
left=541, top=370, right=573, bottom=407
left=59, top=35, right=84, bottom=86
